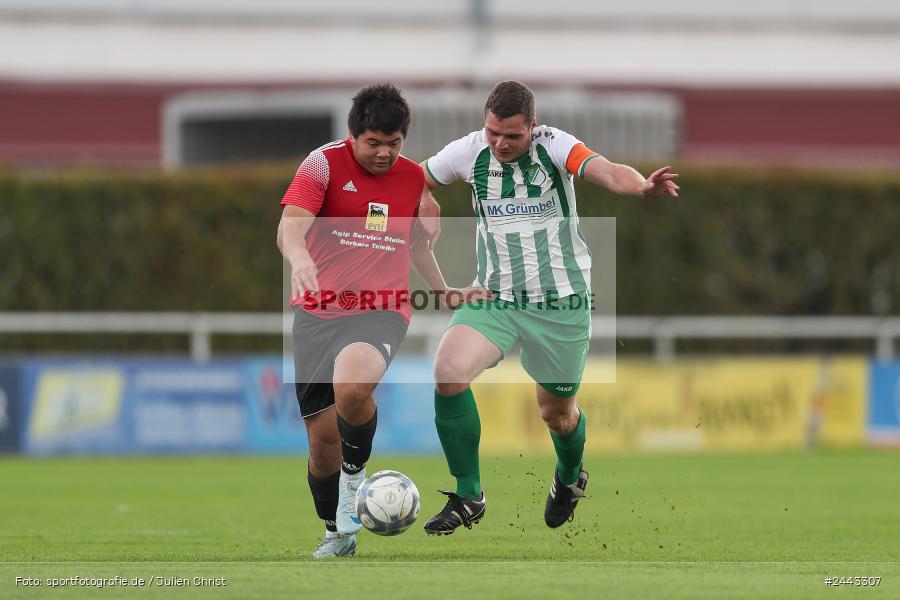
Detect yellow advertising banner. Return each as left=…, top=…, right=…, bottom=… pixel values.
left=28, top=370, right=124, bottom=440
left=472, top=357, right=866, bottom=453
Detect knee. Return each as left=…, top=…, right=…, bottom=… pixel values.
left=540, top=405, right=574, bottom=433
left=434, top=357, right=472, bottom=395
left=333, top=382, right=375, bottom=406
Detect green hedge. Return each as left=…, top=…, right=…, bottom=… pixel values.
left=2, top=164, right=899, bottom=316
left=1, top=165, right=287, bottom=312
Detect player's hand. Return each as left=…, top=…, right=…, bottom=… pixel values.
left=290, top=255, right=319, bottom=303
left=418, top=191, right=442, bottom=250
left=639, top=166, right=680, bottom=198
left=442, top=287, right=493, bottom=310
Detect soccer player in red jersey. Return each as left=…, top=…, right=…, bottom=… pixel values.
left=277, top=84, right=487, bottom=558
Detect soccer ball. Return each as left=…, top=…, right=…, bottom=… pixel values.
left=355, top=470, right=420, bottom=536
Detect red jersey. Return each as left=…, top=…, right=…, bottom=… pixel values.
left=281, top=139, right=425, bottom=323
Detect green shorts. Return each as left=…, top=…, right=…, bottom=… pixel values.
left=449, top=292, right=591, bottom=397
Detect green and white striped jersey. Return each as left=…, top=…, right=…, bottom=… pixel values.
left=426, top=126, right=594, bottom=303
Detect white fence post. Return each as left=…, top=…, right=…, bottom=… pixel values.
left=190, top=315, right=211, bottom=363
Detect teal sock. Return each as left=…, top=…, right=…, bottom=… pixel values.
left=550, top=410, right=586, bottom=486
left=434, top=388, right=481, bottom=499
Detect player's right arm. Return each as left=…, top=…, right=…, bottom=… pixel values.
left=277, top=205, right=318, bottom=303
left=278, top=149, right=330, bottom=302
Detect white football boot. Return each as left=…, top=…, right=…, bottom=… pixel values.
left=336, top=469, right=366, bottom=535
left=311, top=530, right=356, bottom=559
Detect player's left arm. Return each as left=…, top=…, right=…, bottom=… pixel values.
left=415, top=136, right=470, bottom=249
left=410, top=242, right=448, bottom=296
left=566, top=143, right=679, bottom=198
left=417, top=182, right=441, bottom=250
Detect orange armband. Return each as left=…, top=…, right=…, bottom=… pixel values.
left=565, top=143, right=601, bottom=178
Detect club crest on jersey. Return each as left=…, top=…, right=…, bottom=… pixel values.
left=524, top=163, right=547, bottom=187
left=365, top=202, right=388, bottom=231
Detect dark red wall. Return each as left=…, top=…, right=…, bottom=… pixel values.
left=680, top=88, right=900, bottom=166
left=0, top=82, right=170, bottom=166
left=2, top=81, right=899, bottom=168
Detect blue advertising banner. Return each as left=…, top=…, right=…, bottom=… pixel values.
left=126, top=361, right=248, bottom=452
left=18, top=357, right=441, bottom=455
left=18, top=355, right=900, bottom=454
left=20, top=359, right=127, bottom=454
left=21, top=359, right=253, bottom=454
left=869, top=361, right=900, bottom=447
left=244, top=358, right=307, bottom=452
left=375, top=359, right=442, bottom=454
left=243, top=357, right=439, bottom=454
left=0, top=363, right=22, bottom=453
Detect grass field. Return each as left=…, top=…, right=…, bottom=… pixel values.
left=2, top=450, right=899, bottom=599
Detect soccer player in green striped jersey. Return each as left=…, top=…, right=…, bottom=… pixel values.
left=418, top=81, right=679, bottom=535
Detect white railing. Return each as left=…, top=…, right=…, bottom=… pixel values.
left=1, top=312, right=897, bottom=363
left=3, top=1, right=900, bottom=27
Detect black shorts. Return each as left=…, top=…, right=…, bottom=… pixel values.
left=292, top=308, right=408, bottom=418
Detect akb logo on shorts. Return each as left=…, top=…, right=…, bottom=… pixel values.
left=366, top=202, right=388, bottom=232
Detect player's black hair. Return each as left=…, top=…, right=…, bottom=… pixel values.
left=348, top=83, right=411, bottom=138
left=484, top=80, right=535, bottom=122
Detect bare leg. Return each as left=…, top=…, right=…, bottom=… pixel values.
left=333, top=342, right=384, bottom=425
left=536, top=384, right=580, bottom=436
left=433, top=324, right=502, bottom=395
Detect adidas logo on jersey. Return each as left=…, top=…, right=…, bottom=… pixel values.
left=342, top=180, right=358, bottom=192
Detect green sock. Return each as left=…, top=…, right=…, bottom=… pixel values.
left=434, top=388, right=481, bottom=499
left=550, top=410, right=586, bottom=486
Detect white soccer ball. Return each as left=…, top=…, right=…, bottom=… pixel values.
left=355, top=470, right=420, bottom=536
